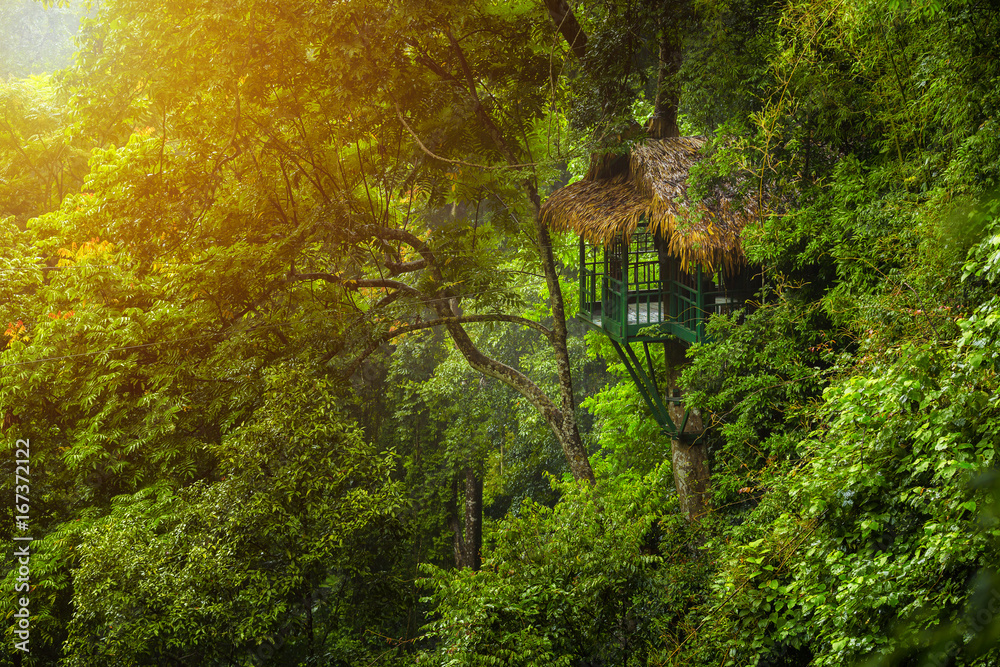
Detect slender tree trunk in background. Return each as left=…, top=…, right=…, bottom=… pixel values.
left=451, top=467, right=483, bottom=570
left=530, top=198, right=595, bottom=484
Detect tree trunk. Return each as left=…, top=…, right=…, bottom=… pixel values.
left=647, top=28, right=683, bottom=139
left=530, top=201, right=594, bottom=484
left=664, top=339, right=711, bottom=520
left=670, top=436, right=711, bottom=521
left=450, top=466, right=483, bottom=570
left=543, top=0, right=587, bottom=60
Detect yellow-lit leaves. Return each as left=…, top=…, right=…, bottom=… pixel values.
left=56, top=237, right=116, bottom=267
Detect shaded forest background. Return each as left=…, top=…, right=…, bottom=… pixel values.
left=2, top=0, right=1000, bottom=665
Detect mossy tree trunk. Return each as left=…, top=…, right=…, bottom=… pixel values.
left=664, top=339, right=711, bottom=520
left=451, top=467, right=483, bottom=570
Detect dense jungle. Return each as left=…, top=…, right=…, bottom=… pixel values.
left=2, top=0, right=1000, bottom=664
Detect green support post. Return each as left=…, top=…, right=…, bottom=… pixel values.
left=609, top=339, right=679, bottom=438
left=696, top=265, right=706, bottom=343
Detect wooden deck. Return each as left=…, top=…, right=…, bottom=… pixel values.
left=583, top=302, right=663, bottom=328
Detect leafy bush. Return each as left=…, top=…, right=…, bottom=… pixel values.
left=59, top=368, right=404, bottom=666
left=417, top=469, right=708, bottom=666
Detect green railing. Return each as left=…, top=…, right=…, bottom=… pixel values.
left=602, top=274, right=625, bottom=339
left=579, top=256, right=667, bottom=341
left=666, top=273, right=741, bottom=344
left=667, top=274, right=702, bottom=343
left=577, top=237, right=748, bottom=345
left=579, top=237, right=600, bottom=318
left=602, top=277, right=668, bottom=340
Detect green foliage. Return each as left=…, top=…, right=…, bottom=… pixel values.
left=681, top=0, right=778, bottom=134
left=60, top=369, right=403, bottom=665
left=583, top=332, right=671, bottom=477
left=418, top=470, right=708, bottom=667
left=704, top=320, right=1000, bottom=665
left=656, top=4, right=1000, bottom=664
left=673, top=164, right=1000, bottom=667
left=564, top=0, right=662, bottom=137
left=6, top=0, right=1000, bottom=664
left=681, top=294, right=837, bottom=508
left=0, top=75, right=88, bottom=222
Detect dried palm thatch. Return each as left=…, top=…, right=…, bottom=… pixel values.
left=542, top=136, right=757, bottom=274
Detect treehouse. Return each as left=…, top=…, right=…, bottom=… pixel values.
left=541, top=136, right=759, bottom=439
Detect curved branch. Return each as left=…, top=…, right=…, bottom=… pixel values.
left=353, top=225, right=440, bottom=275
left=393, top=106, right=541, bottom=171
left=384, top=258, right=427, bottom=275
left=287, top=272, right=425, bottom=300
left=337, top=313, right=554, bottom=374
left=439, top=311, right=566, bottom=435
left=374, top=289, right=403, bottom=310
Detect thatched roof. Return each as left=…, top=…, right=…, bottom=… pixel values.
left=541, top=136, right=757, bottom=274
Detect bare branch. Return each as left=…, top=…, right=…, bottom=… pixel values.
left=392, top=106, right=540, bottom=170
left=336, top=313, right=553, bottom=373
left=385, top=258, right=428, bottom=275
left=353, top=223, right=447, bottom=284
left=288, top=272, right=425, bottom=300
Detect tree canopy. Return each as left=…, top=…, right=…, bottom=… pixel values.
left=3, top=0, right=1000, bottom=665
